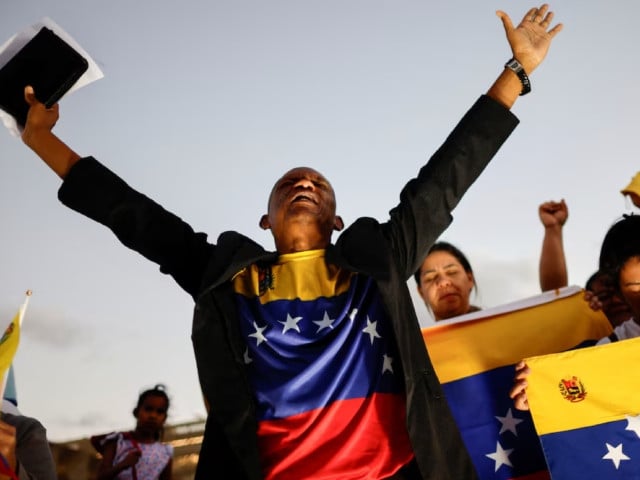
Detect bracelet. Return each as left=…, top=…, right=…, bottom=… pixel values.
left=504, top=58, right=531, bottom=96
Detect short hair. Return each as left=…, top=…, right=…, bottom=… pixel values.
left=414, top=241, right=475, bottom=286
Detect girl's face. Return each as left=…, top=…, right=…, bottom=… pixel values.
left=619, top=256, right=640, bottom=319
left=136, top=395, right=168, bottom=433
left=417, top=250, right=474, bottom=321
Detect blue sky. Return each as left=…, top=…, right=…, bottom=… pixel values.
left=1, top=0, right=638, bottom=442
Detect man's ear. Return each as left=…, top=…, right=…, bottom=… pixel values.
left=334, top=216, right=344, bottom=231
left=259, top=214, right=270, bottom=230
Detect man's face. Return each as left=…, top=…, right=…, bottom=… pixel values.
left=619, top=256, right=640, bottom=320
left=264, top=167, right=339, bottom=250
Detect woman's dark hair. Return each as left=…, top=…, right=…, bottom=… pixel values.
left=598, top=214, right=640, bottom=290
left=413, top=241, right=476, bottom=288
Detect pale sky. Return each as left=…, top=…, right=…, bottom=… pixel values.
left=1, top=0, right=638, bottom=442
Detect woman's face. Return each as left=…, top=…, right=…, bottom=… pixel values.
left=417, top=250, right=475, bottom=321
left=618, top=256, right=640, bottom=319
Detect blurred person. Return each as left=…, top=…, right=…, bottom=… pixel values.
left=0, top=400, right=57, bottom=480
left=95, top=384, right=172, bottom=480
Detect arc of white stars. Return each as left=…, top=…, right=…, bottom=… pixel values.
left=602, top=442, right=630, bottom=469
left=243, top=348, right=252, bottom=364
left=495, top=408, right=524, bottom=436
left=485, top=441, right=513, bottom=472
left=625, top=414, right=640, bottom=438
left=248, top=321, right=268, bottom=346
left=382, top=354, right=394, bottom=374
left=279, top=313, right=303, bottom=334
left=313, top=311, right=335, bottom=333
left=362, top=316, right=381, bottom=344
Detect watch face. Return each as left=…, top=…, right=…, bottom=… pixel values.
left=506, top=59, right=522, bottom=72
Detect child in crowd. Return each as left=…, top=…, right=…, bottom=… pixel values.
left=96, top=384, right=173, bottom=480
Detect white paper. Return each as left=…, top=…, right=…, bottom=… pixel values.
left=0, top=17, right=104, bottom=137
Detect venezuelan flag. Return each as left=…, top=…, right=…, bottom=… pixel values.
left=525, top=336, right=640, bottom=479
left=422, top=286, right=612, bottom=480
left=234, top=250, right=414, bottom=479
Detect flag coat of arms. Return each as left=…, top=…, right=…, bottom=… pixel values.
left=422, top=286, right=612, bottom=480
left=525, top=335, right=640, bottom=479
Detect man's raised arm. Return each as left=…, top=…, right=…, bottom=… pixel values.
left=20, top=85, right=80, bottom=179
left=488, top=4, right=562, bottom=108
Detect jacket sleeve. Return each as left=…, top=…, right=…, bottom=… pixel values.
left=57, top=157, right=214, bottom=299
left=2, top=414, right=57, bottom=480
left=384, top=94, right=519, bottom=279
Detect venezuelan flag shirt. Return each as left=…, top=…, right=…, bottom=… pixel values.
left=233, top=249, right=414, bottom=479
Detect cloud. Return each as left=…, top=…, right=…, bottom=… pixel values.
left=0, top=306, right=94, bottom=349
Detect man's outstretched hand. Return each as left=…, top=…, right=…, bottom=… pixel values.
left=497, top=4, right=563, bottom=74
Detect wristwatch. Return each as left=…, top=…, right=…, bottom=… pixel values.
left=504, top=58, right=531, bottom=96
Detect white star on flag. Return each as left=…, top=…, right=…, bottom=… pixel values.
left=248, top=321, right=268, bottom=346
left=495, top=408, right=524, bottom=436
left=313, top=311, right=335, bottom=333
left=382, top=354, right=394, bottom=374
left=485, top=441, right=513, bottom=472
left=279, top=313, right=303, bottom=334
left=625, top=414, right=640, bottom=438
left=348, top=308, right=358, bottom=322
left=362, top=316, right=381, bottom=344
left=602, top=442, right=630, bottom=469
left=243, top=348, right=252, bottom=364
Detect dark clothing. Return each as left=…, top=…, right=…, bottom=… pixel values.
left=2, top=413, right=57, bottom=480
left=58, top=94, right=518, bottom=479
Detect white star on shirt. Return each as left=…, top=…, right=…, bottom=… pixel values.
left=382, top=354, right=394, bottom=374
left=602, top=442, right=630, bottom=469
left=243, top=348, right=252, bottom=364
left=349, top=308, right=358, bottom=322
left=485, top=441, right=513, bottom=472
left=248, top=321, right=268, bottom=346
left=279, top=313, right=303, bottom=334
left=495, top=408, right=524, bottom=436
left=313, top=311, right=335, bottom=333
left=362, top=316, right=381, bottom=344
left=625, top=414, right=640, bottom=438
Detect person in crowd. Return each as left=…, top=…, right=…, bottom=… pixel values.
left=96, top=384, right=173, bottom=480
left=582, top=269, right=633, bottom=328
left=538, top=199, right=569, bottom=291
left=510, top=214, right=640, bottom=411
left=15, top=4, right=562, bottom=479
left=415, top=199, right=568, bottom=322
left=0, top=400, right=57, bottom=480
left=413, top=241, right=481, bottom=322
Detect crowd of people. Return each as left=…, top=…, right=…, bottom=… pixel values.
left=5, top=2, right=638, bottom=479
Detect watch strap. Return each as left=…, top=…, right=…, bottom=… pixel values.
left=504, top=57, right=531, bottom=96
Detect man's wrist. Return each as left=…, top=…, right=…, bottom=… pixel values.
left=504, top=58, right=531, bottom=96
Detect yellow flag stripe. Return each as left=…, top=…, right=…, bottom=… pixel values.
left=526, top=335, right=640, bottom=435
left=422, top=289, right=612, bottom=383
left=233, top=249, right=354, bottom=303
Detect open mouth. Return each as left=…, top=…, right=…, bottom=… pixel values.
left=291, top=193, right=316, bottom=204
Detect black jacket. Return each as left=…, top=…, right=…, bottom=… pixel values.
left=59, top=94, right=518, bottom=479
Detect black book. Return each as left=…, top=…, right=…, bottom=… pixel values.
left=0, top=26, right=89, bottom=127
